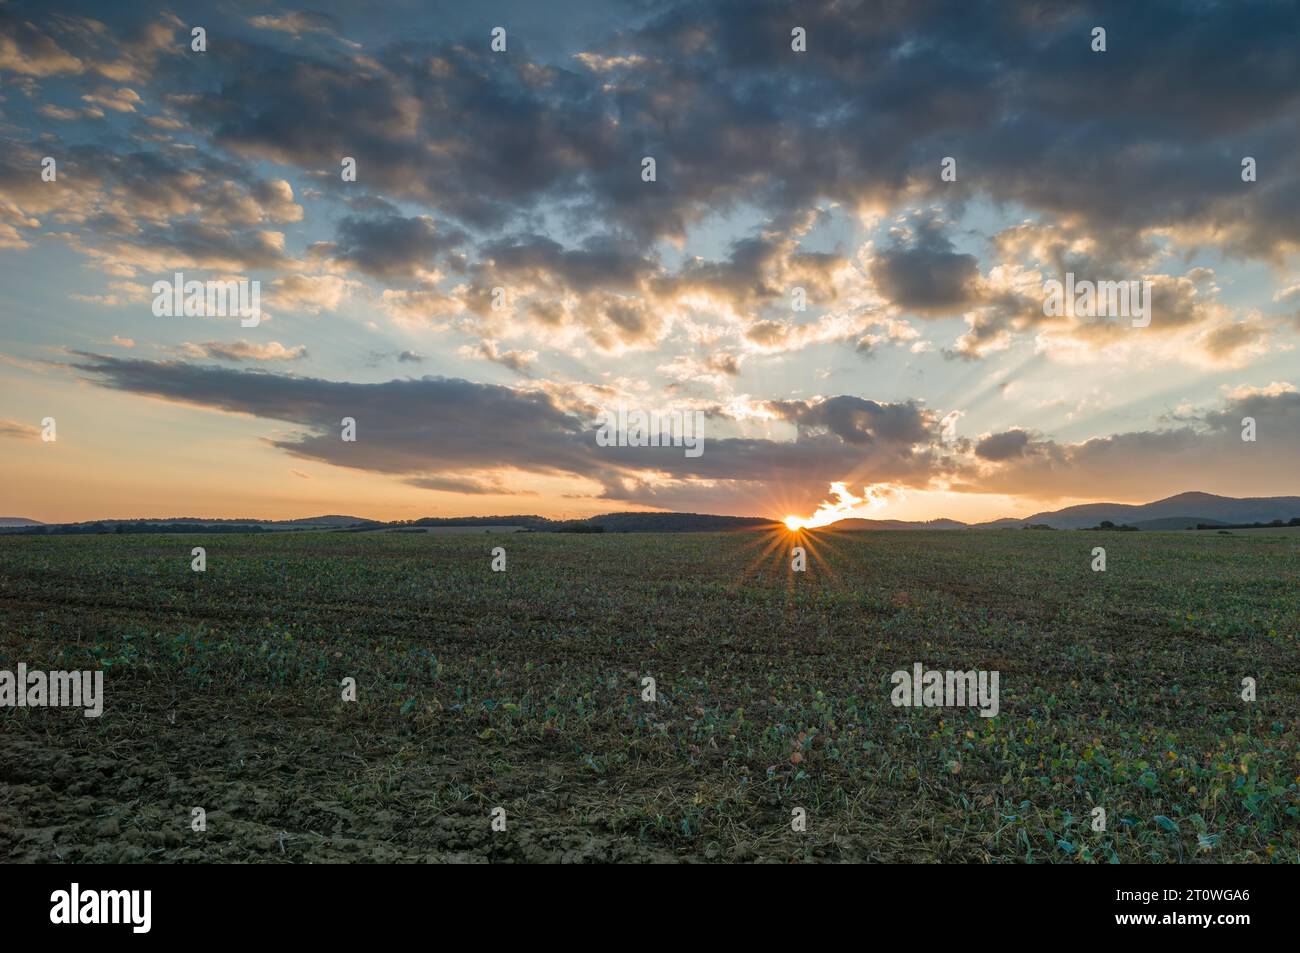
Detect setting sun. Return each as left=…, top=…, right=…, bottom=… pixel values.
left=783, top=515, right=806, bottom=531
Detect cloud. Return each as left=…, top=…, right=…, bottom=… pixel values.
left=975, top=429, right=1032, bottom=461
left=12, top=1, right=1300, bottom=266
left=0, top=10, right=179, bottom=83
left=0, top=139, right=301, bottom=276
left=961, top=387, right=1300, bottom=501
left=8, top=2, right=1298, bottom=368
left=870, top=215, right=981, bottom=316
left=0, top=419, right=40, bottom=440
left=71, top=281, right=151, bottom=307
left=407, top=474, right=538, bottom=496
left=69, top=353, right=603, bottom=481
left=458, top=340, right=538, bottom=375
left=267, top=274, right=356, bottom=315
left=180, top=341, right=308, bottom=362
left=331, top=214, right=464, bottom=281
left=763, top=395, right=934, bottom=446
left=81, top=85, right=142, bottom=113
left=38, top=103, right=104, bottom=121
left=63, top=346, right=1300, bottom=512
left=0, top=12, right=84, bottom=76
left=67, top=354, right=948, bottom=510
left=248, top=12, right=344, bottom=39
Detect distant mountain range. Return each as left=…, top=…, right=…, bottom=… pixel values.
left=816, top=492, right=1300, bottom=530
left=0, top=512, right=771, bottom=535
left=395, top=512, right=774, bottom=533
left=0, top=514, right=381, bottom=534
left=4, top=493, right=1298, bottom=534
left=972, top=492, right=1300, bottom=530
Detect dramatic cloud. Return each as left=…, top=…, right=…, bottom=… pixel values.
left=67, top=354, right=949, bottom=509
left=4, top=1, right=1299, bottom=520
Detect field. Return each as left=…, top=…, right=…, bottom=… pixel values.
left=1, top=528, right=1297, bottom=863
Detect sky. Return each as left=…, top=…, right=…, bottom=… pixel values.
left=1, top=0, right=1298, bottom=525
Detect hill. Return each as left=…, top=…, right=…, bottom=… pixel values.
left=585, top=512, right=775, bottom=532
left=6, top=493, right=1298, bottom=535
left=397, top=512, right=776, bottom=533
left=977, top=492, right=1300, bottom=530
left=0, top=515, right=378, bottom=535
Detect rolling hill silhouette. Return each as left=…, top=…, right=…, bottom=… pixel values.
left=5, top=493, right=1298, bottom=534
